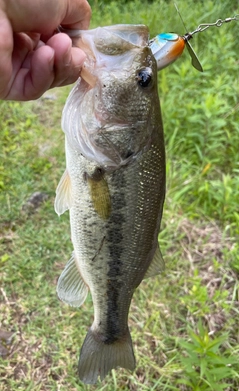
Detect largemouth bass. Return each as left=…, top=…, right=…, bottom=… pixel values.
left=55, top=24, right=165, bottom=384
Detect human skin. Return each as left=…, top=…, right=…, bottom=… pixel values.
left=0, top=0, right=91, bottom=100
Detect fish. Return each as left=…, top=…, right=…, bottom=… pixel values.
left=54, top=24, right=165, bottom=384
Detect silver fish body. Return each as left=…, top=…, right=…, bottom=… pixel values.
left=55, top=24, right=165, bottom=384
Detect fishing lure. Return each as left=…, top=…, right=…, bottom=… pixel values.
left=150, top=12, right=239, bottom=72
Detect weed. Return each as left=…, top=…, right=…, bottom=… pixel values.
left=177, top=322, right=239, bottom=391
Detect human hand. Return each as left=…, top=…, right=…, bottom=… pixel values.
left=0, top=0, right=91, bottom=101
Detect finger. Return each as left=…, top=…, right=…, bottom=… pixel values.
left=6, top=45, right=55, bottom=101
left=46, top=33, right=86, bottom=88
left=0, top=14, right=13, bottom=98
left=7, top=0, right=91, bottom=34
left=24, top=46, right=56, bottom=100
left=61, top=0, right=91, bottom=30
left=55, top=46, right=86, bottom=87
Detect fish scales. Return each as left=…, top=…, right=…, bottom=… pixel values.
left=55, top=24, right=165, bottom=384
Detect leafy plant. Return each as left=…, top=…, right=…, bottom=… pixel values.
left=177, top=322, right=239, bottom=391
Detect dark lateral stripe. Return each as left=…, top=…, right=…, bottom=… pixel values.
left=105, top=170, right=126, bottom=343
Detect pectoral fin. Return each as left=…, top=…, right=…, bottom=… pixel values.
left=54, top=169, right=72, bottom=216
left=144, top=245, right=165, bottom=279
left=57, top=253, right=88, bottom=307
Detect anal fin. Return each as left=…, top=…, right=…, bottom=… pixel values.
left=57, top=253, right=88, bottom=307
left=144, top=245, right=165, bottom=279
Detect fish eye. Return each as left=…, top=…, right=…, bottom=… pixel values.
left=136, top=67, right=153, bottom=88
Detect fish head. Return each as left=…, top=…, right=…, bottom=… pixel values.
left=62, top=25, right=161, bottom=168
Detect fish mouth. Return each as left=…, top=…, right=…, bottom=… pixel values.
left=77, top=25, right=150, bottom=87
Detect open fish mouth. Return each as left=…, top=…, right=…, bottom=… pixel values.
left=59, top=24, right=150, bottom=86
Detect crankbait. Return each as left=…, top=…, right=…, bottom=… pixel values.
left=150, top=10, right=239, bottom=72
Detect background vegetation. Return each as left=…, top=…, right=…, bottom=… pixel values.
left=0, top=0, right=239, bottom=390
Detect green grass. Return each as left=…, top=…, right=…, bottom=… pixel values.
left=1, top=0, right=239, bottom=390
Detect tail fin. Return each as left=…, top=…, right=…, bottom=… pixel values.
left=78, top=327, right=135, bottom=384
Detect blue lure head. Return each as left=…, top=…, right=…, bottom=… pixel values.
left=149, top=32, right=186, bottom=71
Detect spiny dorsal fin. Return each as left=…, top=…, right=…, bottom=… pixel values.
left=54, top=169, right=72, bottom=216
left=57, top=253, right=88, bottom=307
left=144, top=245, right=165, bottom=279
